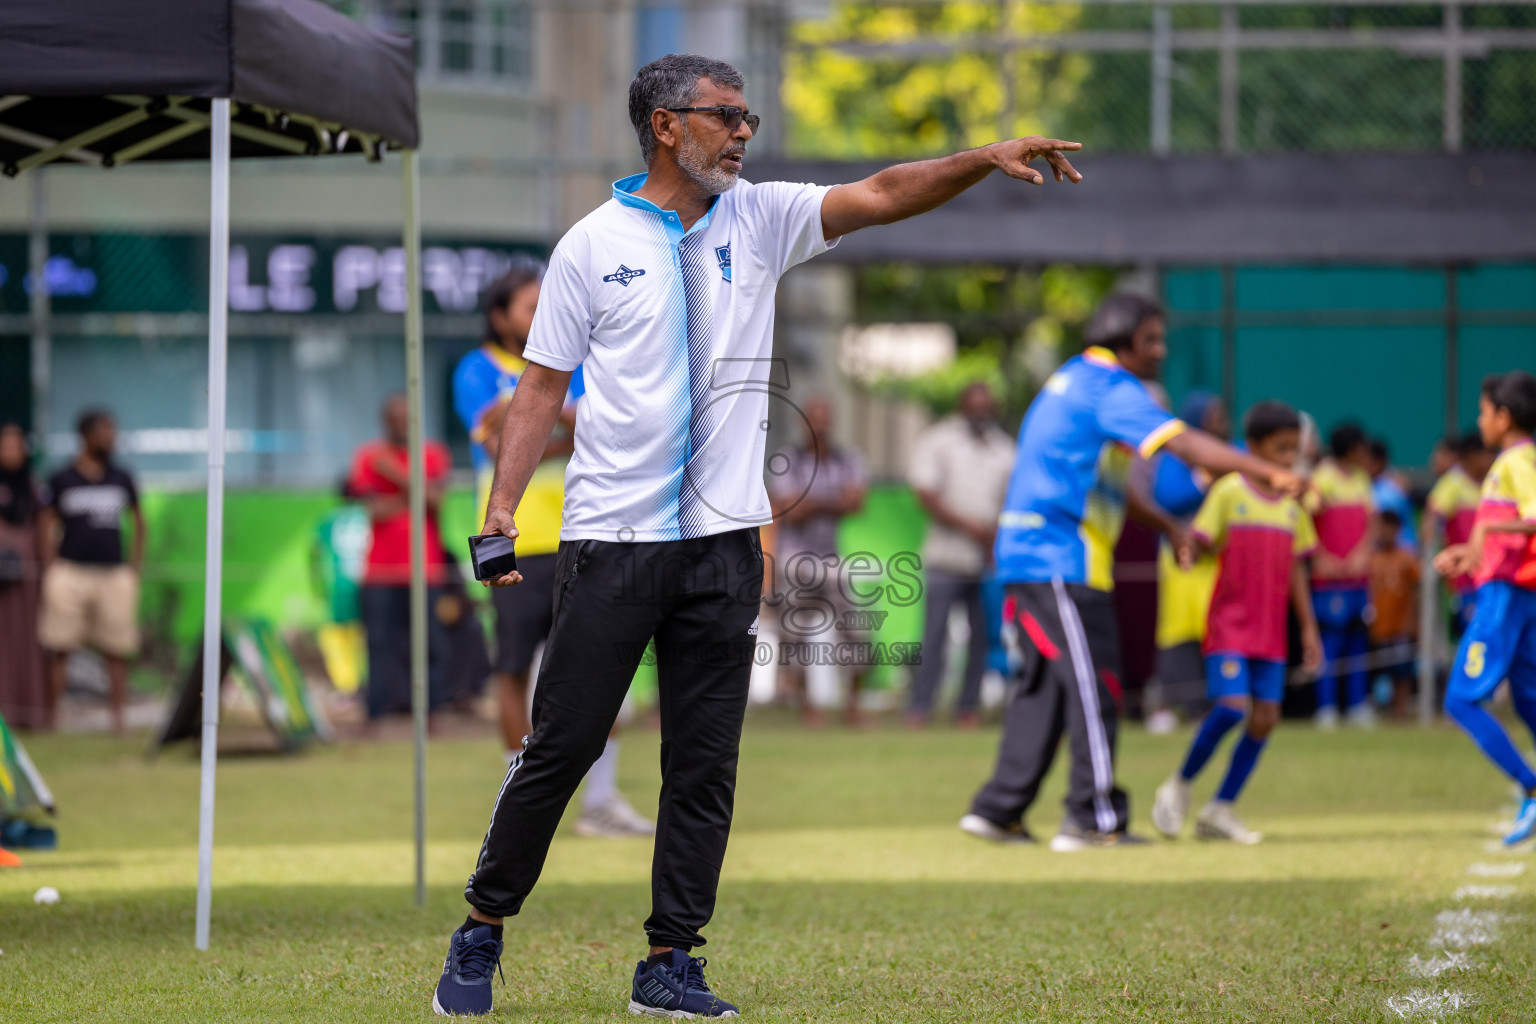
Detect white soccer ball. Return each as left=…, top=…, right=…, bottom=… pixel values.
left=32, top=886, right=59, bottom=905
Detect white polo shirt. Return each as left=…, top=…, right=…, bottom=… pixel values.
left=524, top=173, right=838, bottom=542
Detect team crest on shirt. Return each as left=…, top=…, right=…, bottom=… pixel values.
left=602, top=264, right=645, bottom=287
left=715, top=244, right=732, bottom=282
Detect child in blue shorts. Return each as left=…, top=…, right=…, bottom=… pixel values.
left=1434, top=371, right=1536, bottom=846
left=1153, top=401, right=1324, bottom=844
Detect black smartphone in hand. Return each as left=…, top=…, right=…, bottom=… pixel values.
left=468, top=534, right=518, bottom=581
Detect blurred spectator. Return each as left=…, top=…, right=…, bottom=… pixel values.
left=452, top=263, right=575, bottom=754
left=1427, top=430, right=1494, bottom=637
left=1309, top=423, right=1377, bottom=728
left=1147, top=391, right=1229, bottom=731
left=1369, top=509, right=1420, bottom=718
left=452, top=268, right=648, bottom=838
left=0, top=424, right=48, bottom=729
left=769, top=395, right=868, bottom=726
left=348, top=394, right=452, bottom=722
left=1429, top=432, right=1458, bottom=479
left=1295, top=410, right=1322, bottom=476
left=37, top=409, right=142, bottom=735
left=1367, top=438, right=1418, bottom=553
left=905, top=381, right=1015, bottom=728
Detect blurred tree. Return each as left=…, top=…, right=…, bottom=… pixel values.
left=785, top=1, right=1092, bottom=158
left=787, top=4, right=1118, bottom=423
left=854, top=264, right=1116, bottom=425
left=782, top=0, right=1536, bottom=424
left=788, top=1, right=1532, bottom=158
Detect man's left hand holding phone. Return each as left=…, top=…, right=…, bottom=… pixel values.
left=470, top=507, right=523, bottom=587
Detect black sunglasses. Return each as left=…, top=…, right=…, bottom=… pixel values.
left=666, top=106, right=761, bottom=133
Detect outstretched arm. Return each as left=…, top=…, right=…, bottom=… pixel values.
left=1162, top=429, right=1306, bottom=499
left=820, top=137, right=1083, bottom=240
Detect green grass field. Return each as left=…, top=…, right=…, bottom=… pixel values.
left=2, top=717, right=1533, bottom=1022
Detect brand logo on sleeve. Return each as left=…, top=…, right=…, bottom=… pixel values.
left=602, top=264, right=645, bottom=287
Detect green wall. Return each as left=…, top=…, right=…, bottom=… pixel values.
left=1163, top=263, right=1536, bottom=463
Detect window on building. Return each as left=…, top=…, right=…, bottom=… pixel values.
left=338, top=0, right=533, bottom=90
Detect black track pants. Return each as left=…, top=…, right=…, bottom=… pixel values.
left=970, top=581, right=1130, bottom=834
left=464, top=528, right=763, bottom=949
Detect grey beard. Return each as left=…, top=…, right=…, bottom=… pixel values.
left=677, top=126, right=739, bottom=196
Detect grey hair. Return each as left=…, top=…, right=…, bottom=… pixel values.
left=629, top=54, right=745, bottom=166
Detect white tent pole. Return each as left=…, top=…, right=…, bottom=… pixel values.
left=402, top=147, right=428, bottom=907
left=195, top=97, right=232, bottom=952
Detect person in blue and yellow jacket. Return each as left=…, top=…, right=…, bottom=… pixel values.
left=961, top=294, right=1305, bottom=852
left=452, top=263, right=650, bottom=839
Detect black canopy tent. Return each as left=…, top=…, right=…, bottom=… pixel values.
left=1, top=0, right=432, bottom=950
left=0, top=0, right=418, bottom=166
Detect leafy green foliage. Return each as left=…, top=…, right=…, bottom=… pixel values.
left=788, top=1, right=1536, bottom=157
left=786, top=2, right=1093, bottom=159
left=852, top=264, right=1117, bottom=419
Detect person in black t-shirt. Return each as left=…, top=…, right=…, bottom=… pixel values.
left=37, top=409, right=145, bottom=734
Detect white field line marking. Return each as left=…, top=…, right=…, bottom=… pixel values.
left=1388, top=801, right=1523, bottom=1022
left=1428, top=909, right=1509, bottom=949
left=1385, top=990, right=1475, bottom=1019
left=1453, top=884, right=1516, bottom=901
left=1467, top=862, right=1525, bottom=877
left=1480, top=840, right=1534, bottom=854
left=1406, top=952, right=1477, bottom=979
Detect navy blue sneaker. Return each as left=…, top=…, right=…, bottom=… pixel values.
left=432, top=924, right=503, bottom=1016
left=629, top=950, right=739, bottom=1018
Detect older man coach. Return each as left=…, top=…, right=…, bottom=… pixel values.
left=432, top=53, right=1084, bottom=1018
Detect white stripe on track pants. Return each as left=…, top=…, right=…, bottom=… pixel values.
left=969, top=580, right=1129, bottom=834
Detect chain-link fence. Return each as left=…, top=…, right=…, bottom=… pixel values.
left=787, top=0, right=1536, bottom=156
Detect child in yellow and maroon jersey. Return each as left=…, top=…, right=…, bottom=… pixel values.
left=1434, top=371, right=1536, bottom=846
left=1308, top=423, right=1377, bottom=728
left=1151, top=401, right=1323, bottom=845
left=1428, top=430, right=1495, bottom=634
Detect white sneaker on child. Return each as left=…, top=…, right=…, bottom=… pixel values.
left=1314, top=706, right=1340, bottom=731
left=1345, top=703, right=1377, bottom=729
left=1195, top=800, right=1263, bottom=844
left=1151, top=776, right=1191, bottom=839
left=574, top=792, right=655, bottom=837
